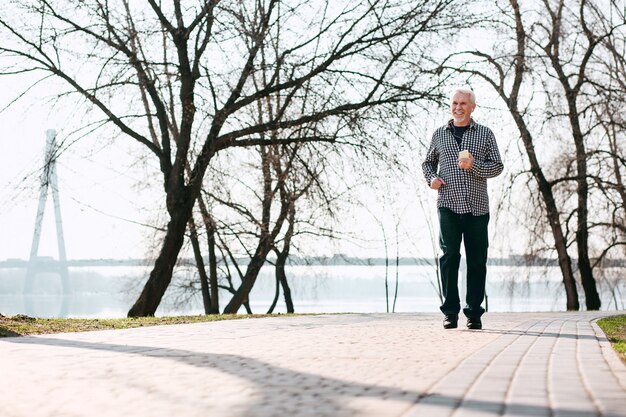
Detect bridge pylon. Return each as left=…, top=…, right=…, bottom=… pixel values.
left=23, top=130, right=70, bottom=316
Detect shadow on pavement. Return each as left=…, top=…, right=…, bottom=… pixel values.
left=476, top=328, right=599, bottom=341
left=5, top=335, right=623, bottom=417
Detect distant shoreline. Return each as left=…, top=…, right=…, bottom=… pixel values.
left=1, top=255, right=624, bottom=268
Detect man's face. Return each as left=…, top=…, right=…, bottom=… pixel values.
left=450, top=92, right=476, bottom=126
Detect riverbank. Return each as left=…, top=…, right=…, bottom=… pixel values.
left=0, top=313, right=289, bottom=337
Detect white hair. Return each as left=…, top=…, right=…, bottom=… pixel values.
left=451, top=88, right=476, bottom=104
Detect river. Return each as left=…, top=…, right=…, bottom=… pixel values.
left=0, top=264, right=624, bottom=318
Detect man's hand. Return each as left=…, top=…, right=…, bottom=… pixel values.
left=430, top=177, right=446, bottom=190
left=458, top=151, right=474, bottom=170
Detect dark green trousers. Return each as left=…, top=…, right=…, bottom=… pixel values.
left=438, top=207, right=490, bottom=319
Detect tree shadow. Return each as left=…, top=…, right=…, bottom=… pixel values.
left=5, top=336, right=624, bottom=417
left=477, top=328, right=599, bottom=341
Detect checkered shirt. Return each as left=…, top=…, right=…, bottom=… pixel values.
left=422, top=119, right=503, bottom=215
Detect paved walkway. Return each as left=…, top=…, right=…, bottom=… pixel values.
left=1, top=312, right=625, bottom=417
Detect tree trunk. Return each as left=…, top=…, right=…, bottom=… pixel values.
left=547, top=203, right=580, bottom=310
left=276, top=249, right=294, bottom=313
left=128, top=194, right=194, bottom=317
left=267, top=274, right=280, bottom=314
left=568, top=101, right=601, bottom=310
left=206, top=222, right=220, bottom=314
left=510, top=111, right=580, bottom=310
left=222, top=237, right=272, bottom=314
left=189, top=219, right=212, bottom=314
left=243, top=302, right=253, bottom=314
left=194, top=195, right=220, bottom=314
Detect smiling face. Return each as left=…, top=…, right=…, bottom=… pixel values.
left=450, top=91, right=476, bottom=127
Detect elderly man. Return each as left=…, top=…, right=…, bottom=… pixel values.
left=422, top=88, right=503, bottom=330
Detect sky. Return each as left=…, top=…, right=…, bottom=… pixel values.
left=0, top=74, right=518, bottom=263
left=0, top=3, right=523, bottom=264
left=0, top=74, right=158, bottom=261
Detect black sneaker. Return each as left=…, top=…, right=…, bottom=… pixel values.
left=467, top=317, right=482, bottom=330
left=443, top=314, right=458, bottom=329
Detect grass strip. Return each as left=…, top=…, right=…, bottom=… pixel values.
left=597, top=314, right=626, bottom=363
left=0, top=313, right=291, bottom=337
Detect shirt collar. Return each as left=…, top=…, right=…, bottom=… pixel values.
left=446, top=119, right=477, bottom=131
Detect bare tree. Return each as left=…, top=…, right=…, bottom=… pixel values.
left=435, top=0, right=626, bottom=310
left=585, top=12, right=626, bottom=277
left=531, top=0, right=615, bottom=309
left=0, top=0, right=460, bottom=316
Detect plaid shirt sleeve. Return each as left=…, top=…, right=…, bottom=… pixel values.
left=421, top=120, right=503, bottom=216
left=422, top=132, right=440, bottom=187
left=470, top=127, right=503, bottom=179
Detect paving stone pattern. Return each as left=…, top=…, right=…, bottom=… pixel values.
left=0, top=312, right=625, bottom=417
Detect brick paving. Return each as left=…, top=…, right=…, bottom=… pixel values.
left=0, top=312, right=625, bottom=417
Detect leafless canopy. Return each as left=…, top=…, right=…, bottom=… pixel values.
left=0, top=0, right=460, bottom=315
